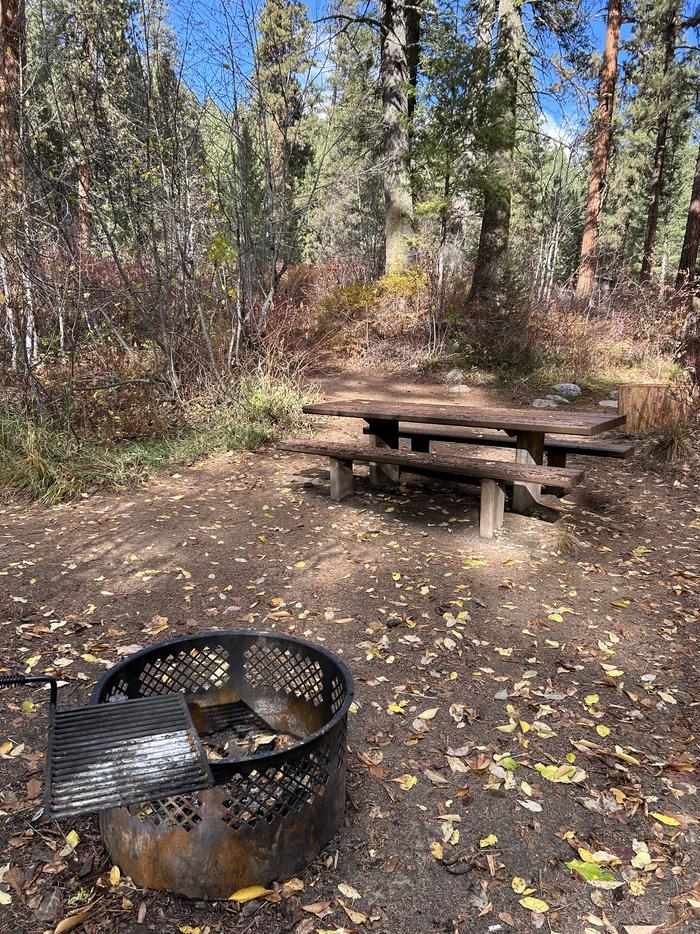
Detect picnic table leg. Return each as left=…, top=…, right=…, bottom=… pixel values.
left=366, top=418, right=400, bottom=488
left=512, top=430, right=545, bottom=513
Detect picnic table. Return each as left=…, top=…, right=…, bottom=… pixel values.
left=302, top=399, right=625, bottom=513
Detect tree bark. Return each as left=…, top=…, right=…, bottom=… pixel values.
left=676, top=141, right=700, bottom=292
left=0, top=0, right=25, bottom=360
left=575, top=0, right=621, bottom=299
left=381, top=0, right=415, bottom=273
left=468, top=0, right=520, bottom=308
left=639, top=3, right=678, bottom=283
left=676, top=141, right=700, bottom=383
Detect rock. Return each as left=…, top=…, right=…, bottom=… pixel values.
left=552, top=382, right=581, bottom=398
left=598, top=399, right=618, bottom=408
left=532, top=398, right=559, bottom=408
left=546, top=394, right=570, bottom=404
left=445, top=368, right=465, bottom=384
left=608, top=389, right=618, bottom=400
left=449, top=384, right=470, bottom=394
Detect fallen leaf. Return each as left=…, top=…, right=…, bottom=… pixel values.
left=480, top=833, right=498, bottom=848
left=650, top=812, right=680, bottom=827
left=519, top=896, right=549, bottom=913
left=54, top=909, right=92, bottom=934
left=302, top=901, right=333, bottom=917
left=337, top=883, right=361, bottom=900
left=228, top=884, right=273, bottom=902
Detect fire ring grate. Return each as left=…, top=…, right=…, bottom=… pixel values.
left=91, top=630, right=353, bottom=899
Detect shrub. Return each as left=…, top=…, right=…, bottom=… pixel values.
left=0, top=361, right=310, bottom=504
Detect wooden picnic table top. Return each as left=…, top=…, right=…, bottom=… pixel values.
left=302, top=399, right=626, bottom=437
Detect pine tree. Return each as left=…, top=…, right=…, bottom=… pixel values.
left=468, top=0, right=521, bottom=308
left=380, top=0, right=417, bottom=273
left=575, top=0, right=621, bottom=298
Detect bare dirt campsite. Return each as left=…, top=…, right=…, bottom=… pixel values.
left=1, top=369, right=699, bottom=934
left=2, top=0, right=700, bottom=931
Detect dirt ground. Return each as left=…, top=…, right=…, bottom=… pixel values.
left=1, top=368, right=699, bottom=934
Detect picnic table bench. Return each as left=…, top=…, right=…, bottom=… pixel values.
left=361, top=424, right=633, bottom=467
left=275, top=398, right=626, bottom=538
left=277, top=439, right=583, bottom=537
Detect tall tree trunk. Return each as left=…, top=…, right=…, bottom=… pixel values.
left=381, top=0, right=415, bottom=273
left=0, top=0, right=25, bottom=367
left=575, top=0, right=621, bottom=299
left=676, top=141, right=700, bottom=292
left=639, top=3, right=678, bottom=283
left=676, top=141, right=700, bottom=382
left=468, top=0, right=520, bottom=308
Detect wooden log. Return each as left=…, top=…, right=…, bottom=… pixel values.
left=617, top=382, right=687, bottom=433
left=480, top=479, right=506, bottom=539
left=329, top=458, right=353, bottom=501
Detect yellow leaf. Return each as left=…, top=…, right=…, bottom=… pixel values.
left=81, top=654, right=100, bottom=663
left=179, top=928, right=201, bottom=934
left=430, top=841, right=444, bottom=860
left=512, top=877, right=528, bottom=893
left=25, top=655, right=41, bottom=669
left=109, top=865, right=121, bottom=886
left=65, top=830, right=79, bottom=848
left=0, top=891, right=11, bottom=905
left=519, top=896, right=549, bottom=913
left=651, top=812, right=680, bottom=827
left=387, top=702, right=405, bottom=715
left=611, top=599, right=630, bottom=608
left=480, top=833, right=498, bottom=848
left=341, top=901, right=368, bottom=924
left=393, top=773, right=417, bottom=790
left=548, top=613, right=564, bottom=623
left=596, top=725, right=610, bottom=737
left=392, top=572, right=401, bottom=581
left=585, top=694, right=599, bottom=705
left=228, top=884, right=273, bottom=902
left=0, top=741, right=13, bottom=757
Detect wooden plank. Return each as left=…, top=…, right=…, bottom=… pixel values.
left=329, top=458, right=353, bottom=501
left=303, top=399, right=626, bottom=436
left=366, top=418, right=400, bottom=488
left=480, top=479, right=505, bottom=539
left=277, top=440, right=584, bottom=490
left=363, top=426, right=633, bottom=458
left=513, top=431, right=545, bottom=513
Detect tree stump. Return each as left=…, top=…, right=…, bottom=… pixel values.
left=618, top=382, right=687, bottom=433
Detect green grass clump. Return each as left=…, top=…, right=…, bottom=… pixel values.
left=0, top=365, right=309, bottom=504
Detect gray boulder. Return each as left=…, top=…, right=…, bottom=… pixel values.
left=546, top=394, right=570, bottom=404
left=445, top=368, right=465, bottom=384
left=449, top=384, right=470, bottom=394
left=532, top=398, right=559, bottom=408
left=598, top=399, right=618, bottom=408
left=552, top=383, right=581, bottom=398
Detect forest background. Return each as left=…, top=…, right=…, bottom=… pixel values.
left=0, top=0, right=699, bottom=502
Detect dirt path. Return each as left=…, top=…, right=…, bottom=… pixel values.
left=1, top=368, right=698, bottom=934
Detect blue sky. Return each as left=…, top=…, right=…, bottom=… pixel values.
left=165, top=0, right=679, bottom=144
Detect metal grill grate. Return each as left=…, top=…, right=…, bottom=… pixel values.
left=48, top=694, right=213, bottom=818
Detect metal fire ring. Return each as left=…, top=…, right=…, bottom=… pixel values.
left=91, top=630, right=354, bottom=898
